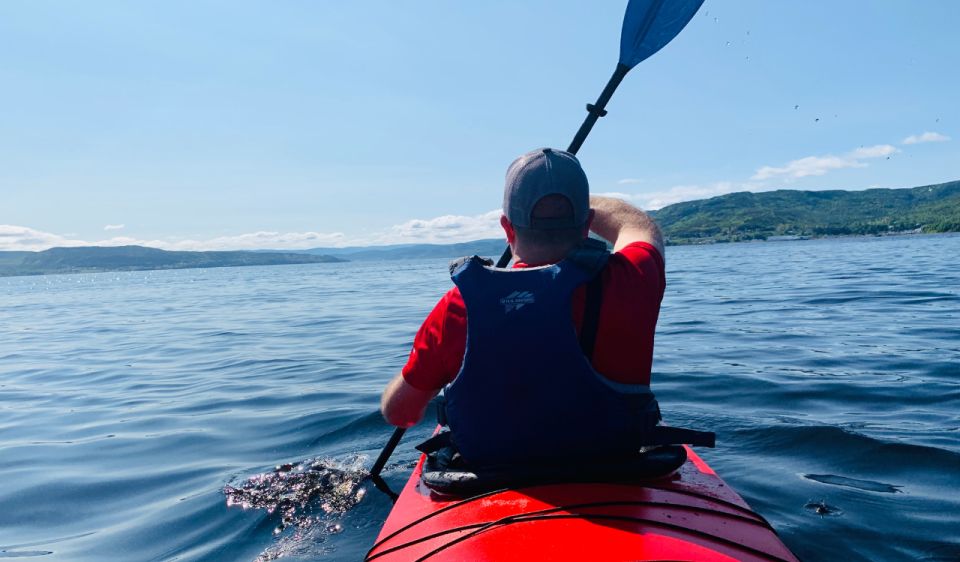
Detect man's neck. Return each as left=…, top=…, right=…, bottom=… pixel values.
left=510, top=244, right=572, bottom=267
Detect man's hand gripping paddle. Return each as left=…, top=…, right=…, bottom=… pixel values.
left=370, top=0, right=705, bottom=494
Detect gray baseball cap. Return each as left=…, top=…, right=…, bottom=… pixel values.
left=503, top=148, right=589, bottom=230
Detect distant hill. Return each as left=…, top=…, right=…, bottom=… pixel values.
left=652, top=180, right=960, bottom=244
left=0, top=251, right=32, bottom=268
left=0, top=246, right=345, bottom=277
left=282, top=239, right=507, bottom=261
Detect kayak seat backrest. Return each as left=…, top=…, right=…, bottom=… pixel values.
left=420, top=444, right=687, bottom=496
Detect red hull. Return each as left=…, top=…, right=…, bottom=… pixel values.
left=367, top=447, right=797, bottom=561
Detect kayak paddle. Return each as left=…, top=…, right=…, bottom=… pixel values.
left=496, top=0, right=705, bottom=267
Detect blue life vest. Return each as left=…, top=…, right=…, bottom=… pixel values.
left=435, top=241, right=713, bottom=468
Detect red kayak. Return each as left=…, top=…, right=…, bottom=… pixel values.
left=366, top=446, right=798, bottom=561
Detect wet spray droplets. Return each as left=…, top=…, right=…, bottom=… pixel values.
left=224, top=456, right=367, bottom=537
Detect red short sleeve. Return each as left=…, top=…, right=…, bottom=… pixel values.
left=614, top=241, right=666, bottom=300
left=401, top=287, right=467, bottom=391
left=583, top=241, right=665, bottom=385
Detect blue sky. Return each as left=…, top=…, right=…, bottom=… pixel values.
left=2, top=0, right=957, bottom=250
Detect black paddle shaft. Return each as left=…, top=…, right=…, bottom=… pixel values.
left=495, top=62, right=631, bottom=268
left=567, top=63, right=631, bottom=155
left=370, top=426, right=405, bottom=478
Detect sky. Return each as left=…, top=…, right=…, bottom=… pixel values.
left=1, top=0, right=958, bottom=251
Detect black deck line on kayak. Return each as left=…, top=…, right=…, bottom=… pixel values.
left=365, top=487, right=511, bottom=559
left=366, top=479, right=772, bottom=559
left=409, top=511, right=794, bottom=562
left=367, top=501, right=776, bottom=561
left=366, top=499, right=781, bottom=561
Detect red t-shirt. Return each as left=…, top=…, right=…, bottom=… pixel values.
left=401, top=242, right=665, bottom=390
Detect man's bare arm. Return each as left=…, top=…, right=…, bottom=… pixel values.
left=380, top=372, right=439, bottom=428
left=589, top=195, right=665, bottom=257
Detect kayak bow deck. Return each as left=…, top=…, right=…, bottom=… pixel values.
left=367, top=446, right=797, bottom=561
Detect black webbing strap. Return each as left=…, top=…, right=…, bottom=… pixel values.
left=579, top=272, right=604, bottom=361
left=435, top=394, right=448, bottom=426
left=646, top=426, right=716, bottom=448
left=416, top=430, right=453, bottom=454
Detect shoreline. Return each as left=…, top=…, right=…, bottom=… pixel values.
left=665, top=228, right=954, bottom=246
left=3, top=231, right=956, bottom=279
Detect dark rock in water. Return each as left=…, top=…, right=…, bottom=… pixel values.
left=804, top=499, right=842, bottom=517
left=804, top=473, right=903, bottom=493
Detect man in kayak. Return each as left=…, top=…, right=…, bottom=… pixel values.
left=380, top=148, right=707, bottom=466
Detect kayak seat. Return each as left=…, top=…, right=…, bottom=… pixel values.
left=420, top=444, right=687, bottom=496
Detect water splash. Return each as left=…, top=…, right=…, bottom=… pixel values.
left=253, top=521, right=345, bottom=562
left=224, top=455, right=368, bottom=539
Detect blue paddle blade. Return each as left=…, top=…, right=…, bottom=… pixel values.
left=619, top=0, right=705, bottom=69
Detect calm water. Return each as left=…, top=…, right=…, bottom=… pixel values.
left=1, top=234, right=958, bottom=561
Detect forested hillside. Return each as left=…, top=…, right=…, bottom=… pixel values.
left=652, top=180, right=960, bottom=244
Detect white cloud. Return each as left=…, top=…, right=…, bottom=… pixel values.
left=752, top=155, right=861, bottom=181
left=157, top=231, right=349, bottom=251
left=598, top=183, right=754, bottom=211
left=0, top=225, right=348, bottom=252
left=380, top=210, right=503, bottom=245
left=902, top=131, right=950, bottom=145
left=594, top=191, right=642, bottom=201
left=0, top=213, right=503, bottom=252
left=849, top=145, right=898, bottom=159
left=0, top=225, right=88, bottom=251
left=605, top=141, right=907, bottom=210
left=751, top=144, right=898, bottom=181
left=641, top=183, right=747, bottom=210
left=103, top=224, right=125, bottom=231
left=616, top=178, right=644, bottom=185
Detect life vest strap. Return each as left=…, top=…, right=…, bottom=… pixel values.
left=644, top=426, right=716, bottom=448
left=578, top=271, right=604, bottom=361
left=415, top=424, right=716, bottom=458
left=416, top=430, right=453, bottom=455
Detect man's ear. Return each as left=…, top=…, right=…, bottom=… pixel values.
left=500, top=214, right=516, bottom=244
left=582, top=209, right=596, bottom=237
